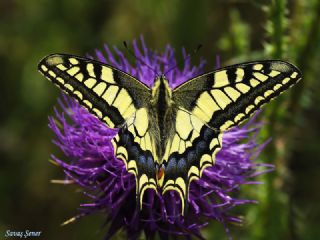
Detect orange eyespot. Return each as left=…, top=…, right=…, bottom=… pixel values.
left=156, top=166, right=165, bottom=181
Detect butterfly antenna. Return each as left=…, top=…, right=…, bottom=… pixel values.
left=123, top=41, right=158, bottom=75
left=164, top=44, right=203, bottom=76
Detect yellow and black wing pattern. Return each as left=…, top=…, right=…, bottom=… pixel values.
left=161, top=109, right=223, bottom=213
left=39, top=55, right=301, bottom=215
left=111, top=107, right=159, bottom=208
left=173, top=60, right=301, bottom=131
left=161, top=60, right=301, bottom=212
left=38, top=54, right=151, bottom=128
left=38, top=54, right=157, bottom=208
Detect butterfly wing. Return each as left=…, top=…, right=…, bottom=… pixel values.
left=38, top=54, right=156, bottom=208
left=39, top=54, right=151, bottom=128
left=111, top=107, right=159, bottom=208
left=161, top=109, right=222, bottom=214
left=163, top=60, right=301, bottom=213
left=173, top=60, right=301, bottom=131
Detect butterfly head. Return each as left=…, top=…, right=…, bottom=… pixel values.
left=151, top=75, right=172, bottom=104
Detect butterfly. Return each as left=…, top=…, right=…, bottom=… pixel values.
left=38, top=54, right=301, bottom=214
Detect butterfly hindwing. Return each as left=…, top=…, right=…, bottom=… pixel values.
left=111, top=107, right=159, bottom=208
left=173, top=60, right=301, bottom=131
left=112, top=124, right=157, bottom=208
left=161, top=109, right=222, bottom=213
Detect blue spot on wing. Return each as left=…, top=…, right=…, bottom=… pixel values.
left=177, top=158, right=187, bottom=172
left=166, top=157, right=177, bottom=176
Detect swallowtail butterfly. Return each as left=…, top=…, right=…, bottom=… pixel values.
left=38, top=54, right=301, bottom=214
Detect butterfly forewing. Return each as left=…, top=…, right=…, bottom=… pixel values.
left=173, top=60, right=302, bottom=131
left=38, top=54, right=151, bottom=128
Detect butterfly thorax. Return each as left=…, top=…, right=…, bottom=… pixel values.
left=149, top=76, right=177, bottom=164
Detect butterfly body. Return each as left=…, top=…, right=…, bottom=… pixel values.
left=38, top=54, right=301, bottom=214
left=149, top=76, right=176, bottom=162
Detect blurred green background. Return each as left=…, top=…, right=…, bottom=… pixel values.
left=1, top=0, right=320, bottom=239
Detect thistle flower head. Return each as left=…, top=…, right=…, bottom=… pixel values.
left=49, top=37, right=272, bottom=239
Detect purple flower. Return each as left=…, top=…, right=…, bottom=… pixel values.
left=49, top=37, right=273, bottom=239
